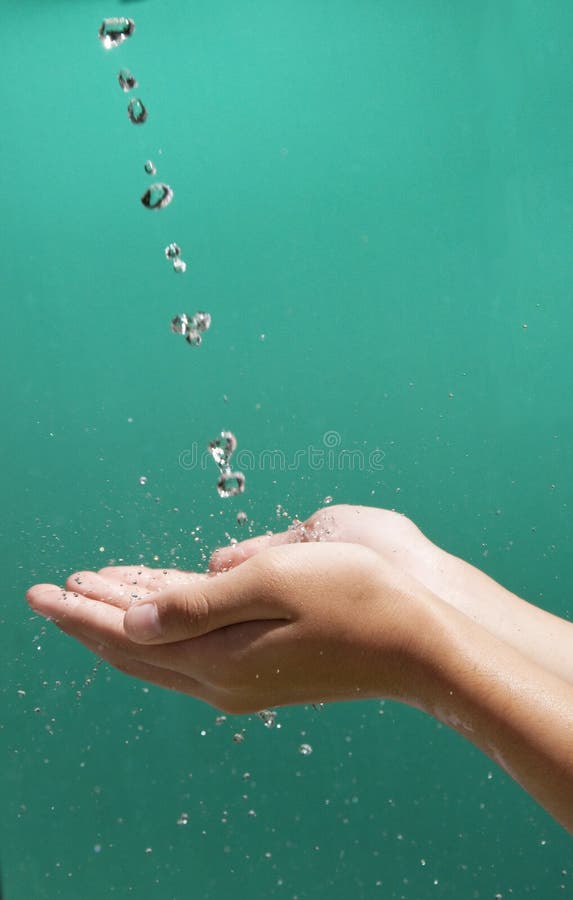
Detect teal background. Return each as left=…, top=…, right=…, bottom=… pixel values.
left=1, top=0, right=572, bottom=896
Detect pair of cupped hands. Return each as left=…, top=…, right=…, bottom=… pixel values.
left=26, top=505, right=482, bottom=713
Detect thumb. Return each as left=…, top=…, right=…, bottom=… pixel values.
left=123, top=558, right=288, bottom=644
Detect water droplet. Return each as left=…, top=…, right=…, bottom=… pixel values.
left=173, top=258, right=187, bottom=274
left=323, top=495, right=333, bottom=505
left=208, top=432, right=237, bottom=470
left=139, top=476, right=148, bottom=486
left=118, top=68, right=138, bottom=91
left=171, top=314, right=189, bottom=335
left=257, top=709, right=277, bottom=728
left=165, top=242, right=181, bottom=260
left=236, top=511, right=248, bottom=526
left=299, top=743, right=313, bottom=756
left=193, top=312, right=211, bottom=333
left=144, top=160, right=156, bottom=175
left=232, top=733, right=245, bottom=744
left=128, top=98, right=147, bottom=125
left=141, top=183, right=173, bottom=210
left=98, top=18, right=135, bottom=50
left=217, top=472, right=245, bottom=499
left=176, top=812, right=189, bottom=826
left=185, top=329, right=201, bottom=346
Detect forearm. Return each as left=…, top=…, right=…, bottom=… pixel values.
left=407, top=594, right=573, bottom=833
left=434, top=550, right=573, bottom=687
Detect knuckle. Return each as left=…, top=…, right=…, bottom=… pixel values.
left=180, top=587, right=211, bottom=634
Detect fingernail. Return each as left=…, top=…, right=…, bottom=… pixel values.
left=124, top=602, right=161, bottom=641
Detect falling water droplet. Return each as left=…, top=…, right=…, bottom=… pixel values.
left=141, top=183, right=173, bottom=210
left=98, top=18, right=135, bottom=50
left=217, top=472, right=245, bottom=499
left=193, top=312, right=211, bottom=333
left=185, top=329, right=202, bottom=346
left=236, top=511, right=248, bottom=526
left=299, top=743, right=313, bottom=756
left=118, top=68, right=138, bottom=91
left=128, top=98, right=147, bottom=125
left=139, top=476, right=148, bottom=486
left=144, top=160, right=156, bottom=175
left=171, top=314, right=189, bottom=335
left=173, top=258, right=187, bottom=274
left=165, top=242, right=181, bottom=260
left=208, top=432, right=237, bottom=470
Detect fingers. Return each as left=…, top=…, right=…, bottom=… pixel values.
left=78, top=635, right=209, bottom=699
left=209, top=523, right=306, bottom=573
left=124, top=552, right=292, bottom=645
left=64, top=572, right=150, bottom=608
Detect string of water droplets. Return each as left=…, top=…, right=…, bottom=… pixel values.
left=98, top=17, right=245, bottom=502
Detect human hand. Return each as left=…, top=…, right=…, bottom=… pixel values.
left=26, top=541, right=435, bottom=713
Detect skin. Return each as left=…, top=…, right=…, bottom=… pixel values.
left=26, top=505, right=573, bottom=833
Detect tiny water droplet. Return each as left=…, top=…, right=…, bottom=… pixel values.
left=141, top=183, right=173, bottom=210
left=98, top=18, right=135, bottom=50
left=236, top=511, right=248, bottom=526
left=128, top=98, right=147, bottom=125
left=299, top=743, right=313, bottom=756
left=139, top=476, right=148, bottom=486
left=233, top=733, right=245, bottom=744
left=173, top=258, right=187, bottom=273
left=118, top=68, right=137, bottom=91
left=144, top=160, right=156, bottom=175
left=217, top=472, right=245, bottom=499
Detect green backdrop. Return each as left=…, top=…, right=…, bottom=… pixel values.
left=1, top=1, right=572, bottom=897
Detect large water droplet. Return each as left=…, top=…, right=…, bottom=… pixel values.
left=209, top=432, right=237, bottom=470
left=144, top=160, right=156, bottom=175
left=217, top=472, right=245, bottom=499
left=98, top=18, right=135, bottom=50
left=141, top=183, right=173, bottom=210
left=128, top=98, right=147, bottom=125
left=118, top=68, right=137, bottom=91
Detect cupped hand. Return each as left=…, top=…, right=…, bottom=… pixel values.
left=26, top=541, right=434, bottom=713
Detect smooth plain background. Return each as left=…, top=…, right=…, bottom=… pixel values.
left=1, top=1, right=572, bottom=897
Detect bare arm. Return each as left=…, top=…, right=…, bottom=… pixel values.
left=409, top=592, right=573, bottom=833
left=27, top=535, right=573, bottom=833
